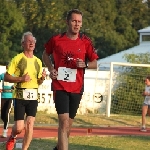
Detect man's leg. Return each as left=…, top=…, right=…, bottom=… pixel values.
left=6, top=99, right=25, bottom=149
left=22, top=100, right=38, bottom=150
left=54, top=91, right=69, bottom=150
left=68, top=118, right=73, bottom=137
left=58, top=113, right=69, bottom=150
left=11, top=120, right=25, bottom=136
left=22, top=116, right=35, bottom=150
left=54, top=91, right=81, bottom=150
left=10, top=99, right=25, bottom=136
left=67, top=92, right=82, bottom=137
left=6, top=120, right=24, bottom=150
left=55, top=118, right=73, bottom=150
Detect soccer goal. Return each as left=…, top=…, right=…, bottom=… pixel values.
left=98, top=62, right=150, bottom=117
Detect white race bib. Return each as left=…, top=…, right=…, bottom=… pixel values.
left=57, top=67, right=77, bottom=82
left=16, top=89, right=38, bottom=100
left=23, top=89, right=38, bottom=100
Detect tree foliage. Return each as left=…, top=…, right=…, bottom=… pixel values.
left=1, top=0, right=150, bottom=64
left=0, top=0, right=25, bottom=64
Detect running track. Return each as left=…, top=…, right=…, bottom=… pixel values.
left=0, top=126, right=149, bottom=143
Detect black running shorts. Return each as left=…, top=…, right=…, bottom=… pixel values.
left=14, top=99, right=38, bottom=121
left=54, top=90, right=82, bottom=119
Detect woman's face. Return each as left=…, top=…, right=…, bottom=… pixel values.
left=145, top=78, right=150, bottom=85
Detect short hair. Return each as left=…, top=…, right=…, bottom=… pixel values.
left=66, top=9, right=83, bottom=21
left=146, top=75, right=150, bottom=81
left=21, top=31, right=36, bottom=44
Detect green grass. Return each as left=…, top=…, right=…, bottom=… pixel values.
left=0, top=136, right=150, bottom=150
left=1, top=110, right=150, bottom=150
left=2, top=109, right=149, bottom=127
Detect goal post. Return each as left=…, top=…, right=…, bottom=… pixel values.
left=98, top=62, right=150, bottom=117
left=106, top=62, right=114, bottom=117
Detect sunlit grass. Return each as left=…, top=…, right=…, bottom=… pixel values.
left=1, top=109, right=150, bottom=127
left=0, top=110, right=150, bottom=150
left=0, top=136, right=150, bottom=150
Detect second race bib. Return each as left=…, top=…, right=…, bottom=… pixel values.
left=57, top=67, right=77, bottom=82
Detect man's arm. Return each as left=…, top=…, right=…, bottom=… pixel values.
left=42, top=50, right=54, bottom=72
left=87, top=59, right=97, bottom=69
left=4, top=73, right=22, bottom=83
left=42, top=50, right=58, bottom=79
left=77, top=59, right=97, bottom=69
left=37, top=68, right=46, bottom=85
left=37, top=77, right=45, bottom=85
left=4, top=72, right=32, bottom=83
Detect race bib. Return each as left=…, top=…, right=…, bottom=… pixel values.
left=57, top=67, right=77, bottom=82
left=16, top=89, right=38, bottom=100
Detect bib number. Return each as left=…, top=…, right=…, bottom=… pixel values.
left=16, top=89, right=38, bottom=100
left=57, top=67, right=77, bottom=82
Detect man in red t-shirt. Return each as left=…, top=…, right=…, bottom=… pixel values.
left=42, top=9, right=98, bottom=150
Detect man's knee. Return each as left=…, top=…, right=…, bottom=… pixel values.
left=14, top=126, right=24, bottom=134
left=14, top=120, right=25, bottom=134
left=26, top=116, right=35, bottom=128
left=59, top=115, right=69, bottom=130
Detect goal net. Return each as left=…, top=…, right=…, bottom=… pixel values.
left=98, top=62, right=150, bottom=117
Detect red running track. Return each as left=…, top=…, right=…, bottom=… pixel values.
left=0, top=126, right=149, bottom=143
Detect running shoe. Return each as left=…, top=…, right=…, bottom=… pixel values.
left=2, top=129, right=7, bottom=138
left=6, top=135, right=16, bottom=150
left=140, top=127, right=147, bottom=132
left=53, top=146, right=58, bottom=150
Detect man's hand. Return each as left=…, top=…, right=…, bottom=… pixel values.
left=50, top=69, right=58, bottom=79
left=76, top=58, right=86, bottom=68
left=41, top=68, right=47, bottom=80
left=22, top=72, right=32, bottom=82
left=0, top=89, right=2, bottom=93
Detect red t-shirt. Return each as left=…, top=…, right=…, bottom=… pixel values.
left=44, top=33, right=99, bottom=93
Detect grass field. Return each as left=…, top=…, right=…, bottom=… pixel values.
left=1, top=110, right=150, bottom=150
left=0, top=135, right=150, bottom=150
left=1, top=110, right=150, bottom=127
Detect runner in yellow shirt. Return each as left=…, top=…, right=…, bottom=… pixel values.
left=4, top=31, right=46, bottom=150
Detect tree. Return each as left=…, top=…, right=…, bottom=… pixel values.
left=2, top=0, right=150, bottom=63
left=15, top=0, right=68, bottom=60
left=0, top=0, right=25, bottom=64
left=96, top=0, right=149, bottom=59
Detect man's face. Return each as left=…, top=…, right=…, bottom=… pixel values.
left=22, top=35, right=36, bottom=51
left=67, top=13, right=82, bottom=35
